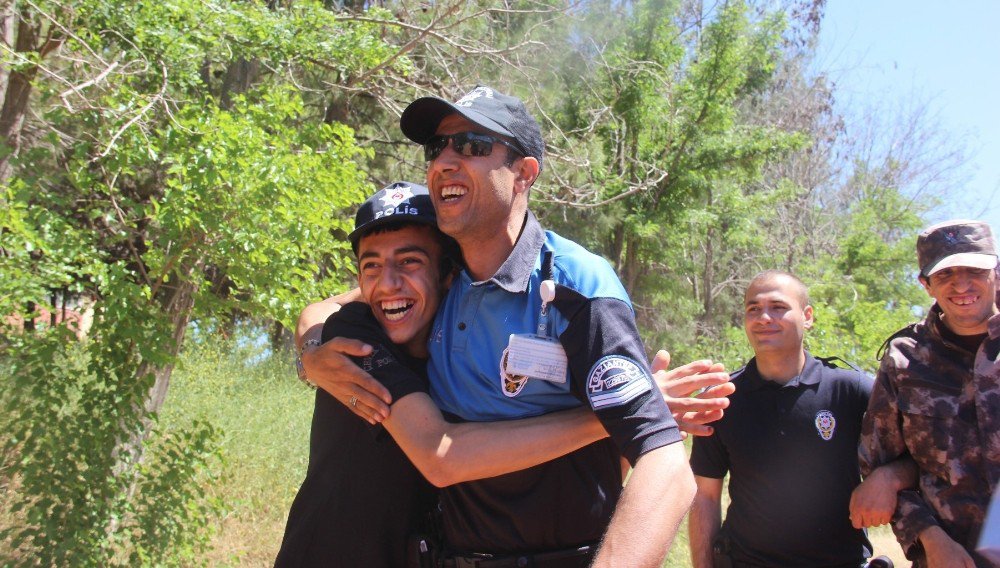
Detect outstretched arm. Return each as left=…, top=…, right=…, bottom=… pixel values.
left=591, top=442, right=696, bottom=567
left=651, top=350, right=734, bottom=437
left=383, top=393, right=608, bottom=487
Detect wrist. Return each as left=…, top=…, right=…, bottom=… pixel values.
left=295, top=338, right=321, bottom=387
left=918, top=525, right=947, bottom=547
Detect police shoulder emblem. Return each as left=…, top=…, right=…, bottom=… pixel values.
left=814, top=410, right=836, bottom=441
left=586, top=355, right=651, bottom=410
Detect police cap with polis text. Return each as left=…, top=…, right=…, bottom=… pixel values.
left=917, top=219, right=999, bottom=277
left=399, top=85, right=545, bottom=171
left=348, top=181, right=436, bottom=252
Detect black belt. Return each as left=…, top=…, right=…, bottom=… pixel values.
left=442, top=545, right=593, bottom=568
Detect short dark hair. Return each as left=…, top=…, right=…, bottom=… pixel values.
left=355, top=220, right=461, bottom=282
left=746, top=270, right=810, bottom=307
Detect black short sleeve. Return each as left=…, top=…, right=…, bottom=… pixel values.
left=552, top=289, right=682, bottom=464
left=322, top=302, right=429, bottom=403
left=690, top=429, right=730, bottom=479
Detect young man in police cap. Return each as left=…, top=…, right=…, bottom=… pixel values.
left=277, top=182, right=613, bottom=567
left=296, top=86, right=736, bottom=566
left=688, top=270, right=910, bottom=568
left=860, top=219, right=1000, bottom=568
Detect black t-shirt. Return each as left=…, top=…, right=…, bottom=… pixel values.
left=938, top=320, right=987, bottom=354
left=689, top=354, right=874, bottom=567
left=275, top=302, right=438, bottom=568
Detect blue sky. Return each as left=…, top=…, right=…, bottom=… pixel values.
left=817, top=1, right=1000, bottom=230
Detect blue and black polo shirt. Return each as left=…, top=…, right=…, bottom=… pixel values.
left=427, top=211, right=682, bottom=554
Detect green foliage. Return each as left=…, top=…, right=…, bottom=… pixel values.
left=1, top=0, right=951, bottom=562
left=0, top=331, right=221, bottom=567
left=1, top=0, right=401, bottom=563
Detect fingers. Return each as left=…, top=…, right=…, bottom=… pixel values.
left=321, top=336, right=375, bottom=358
left=848, top=489, right=893, bottom=528
left=676, top=408, right=725, bottom=425
left=302, top=337, right=392, bottom=421
left=656, top=365, right=731, bottom=398
left=343, top=390, right=387, bottom=425
left=650, top=350, right=671, bottom=374
left=675, top=417, right=715, bottom=437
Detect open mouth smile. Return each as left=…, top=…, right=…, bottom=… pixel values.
left=440, top=185, right=467, bottom=202
left=381, top=299, right=415, bottom=322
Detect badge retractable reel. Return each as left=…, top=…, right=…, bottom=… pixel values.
left=505, top=251, right=568, bottom=383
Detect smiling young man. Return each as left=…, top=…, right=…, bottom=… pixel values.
left=276, top=182, right=611, bottom=568
left=860, top=220, right=1000, bottom=568
left=688, top=270, right=894, bottom=568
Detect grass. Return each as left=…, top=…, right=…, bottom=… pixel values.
left=159, top=333, right=314, bottom=567
left=163, top=332, right=910, bottom=567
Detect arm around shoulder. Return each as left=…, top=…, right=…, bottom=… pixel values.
left=383, top=393, right=608, bottom=487
left=295, top=288, right=361, bottom=347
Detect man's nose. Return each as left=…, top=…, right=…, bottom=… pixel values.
left=428, top=141, right=460, bottom=173
left=952, top=271, right=974, bottom=291
left=377, top=265, right=402, bottom=291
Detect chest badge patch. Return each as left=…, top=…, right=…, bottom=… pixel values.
left=500, top=347, right=529, bottom=397
left=815, top=410, right=836, bottom=441
left=586, top=356, right=651, bottom=410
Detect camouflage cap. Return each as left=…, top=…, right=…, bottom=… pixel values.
left=917, top=219, right=999, bottom=277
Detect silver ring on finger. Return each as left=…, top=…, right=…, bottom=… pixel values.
left=350, top=395, right=358, bottom=407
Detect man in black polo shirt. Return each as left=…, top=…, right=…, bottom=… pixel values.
left=689, top=270, right=907, bottom=568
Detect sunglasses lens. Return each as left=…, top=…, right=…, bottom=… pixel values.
left=466, top=135, right=493, bottom=157
left=424, top=136, right=448, bottom=161
left=423, top=133, right=503, bottom=161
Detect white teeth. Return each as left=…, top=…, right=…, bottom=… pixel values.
left=952, top=296, right=978, bottom=306
left=381, top=300, right=414, bottom=321
left=441, top=185, right=467, bottom=200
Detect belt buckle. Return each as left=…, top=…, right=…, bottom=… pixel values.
left=453, top=555, right=489, bottom=568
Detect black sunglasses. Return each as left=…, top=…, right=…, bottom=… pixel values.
left=423, top=132, right=523, bottom=162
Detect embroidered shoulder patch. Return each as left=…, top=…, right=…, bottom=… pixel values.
left=586, top=356, right=651, bottom=409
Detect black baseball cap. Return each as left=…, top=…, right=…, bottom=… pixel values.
left=348, top=181, right=437, bottom=252
left=399, top=85, right=545, bottom=171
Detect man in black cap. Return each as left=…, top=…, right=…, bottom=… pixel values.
left=860, top=219, right=1000, bottom=567
left=296, top=86, right=734, bottom=566
left=277, top=182, right=612, bottom=568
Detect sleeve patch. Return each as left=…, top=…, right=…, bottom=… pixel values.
left=586, top=355, right=651, bottom=410
left=361, top=344, right=397, bottom=372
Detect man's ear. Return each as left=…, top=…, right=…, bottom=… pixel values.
left=919, top=275, right=931, bottom=295
left=803, top=304, right=814, bottom=330
left=442, top=268, right=456, bottom=292
left=512, top=156, right=540, bottom=196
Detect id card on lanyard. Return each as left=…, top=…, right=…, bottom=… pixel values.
left=505, top=250, right=569, bottom=383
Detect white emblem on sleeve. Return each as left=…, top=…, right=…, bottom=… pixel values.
left=586, top=356, right=651, bottom=409
left=815, top=410, right=836, bottom=441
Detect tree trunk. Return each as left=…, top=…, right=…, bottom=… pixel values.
left=698, top=225, right=716, bottom=333
left=0, top=6, right=39, bottom=185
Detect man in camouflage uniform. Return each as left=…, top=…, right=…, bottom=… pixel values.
left=860, top=219, right=1000, bottom=568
